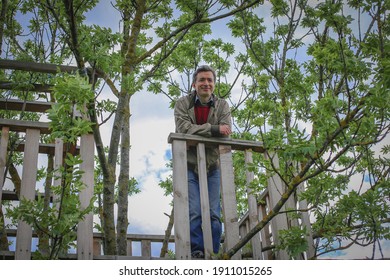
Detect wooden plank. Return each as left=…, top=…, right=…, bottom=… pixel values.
left=1, top=190, right=53, bottom=202
left=93, top=238, right=102, bottom=256
left=0, top=126, right=9, bottom=207
left=141, top=240, right=152, bottom=258
left=15, top=142, right=55, bottom=155
left=258, top=196, right=272, bottom=260
left=168, top=133, right=264, bottom=153
left=15, top=128, right=40, bottom=260
left=77, top=133, right=94, bottom=260
left=171, top=139, right=191, bottom=259
left=245, top=149, right=263, bottom=259
left=0, top=82, right=53, bottom=92
left=0, top=59, right=79, bottom=74
left=53, top=138, right=64, bottom=210
left=0, top=98, right=53, bottom=112
left=219, top=145, right=241, bottom=260
left=265, top=152, right=289, bottom=259
left=197, top=143, right=213, bottom=259
left=0, top=118, right=50, bottom=134
left=92, top=232, right=175, bottom=243
left=6, top=228, right=175, bottom=242
left=297, top=183, right=315, bottom=259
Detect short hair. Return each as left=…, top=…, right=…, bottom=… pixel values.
left=192, top=65, right=216, bottom=84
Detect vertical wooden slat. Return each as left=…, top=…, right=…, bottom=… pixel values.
left=197, top=143, right=213, bottom=259
left=265, top=152, right=289, bottom=259
left=172, top=139, right=191, bottom=259
left=77, top=133, right=94, bottom=260
left=52, top=138, right=63, bottom=209
left=93, top=237, right=101, bottom=256
left=244, top=149, right=263, bottom=259
left=127, top=239, right=133, bottom=256
left=219, top=144, right=241, bottom=260
left=141, top=240, right=151, bottom=258
left=258, top=203, right=269, bottom=259
left=15, top=128, right=40, bottom=260
left=297, top=183, right=315, bottom=259
left=0, top=126, right=10, bottom=207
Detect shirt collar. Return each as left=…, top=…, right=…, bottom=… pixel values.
left=195, top=93, right=215, bottom=106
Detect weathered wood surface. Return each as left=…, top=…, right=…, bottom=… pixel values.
left=77, top=134, right=95, bottom=260
left=0, top=82, right=53, bottom=92
left=0, top=127, right=9, bottom=207
left=0, top=59, right=79, bottom=74
left=168, top=133, right=265, bottom=153
left=0, top=118, right=50, bottom=134
left=244, top=150, right=263, bottom=259
left=0, top=98, right=53, bottom=112
left=15, top=129, right=40, bottom=260
left=219, top=144, right=241, bottom=260
left=171, top=139, right=191, bottom=259
left=197, top=142, right=213, bottom=259
left=265, top=152, right=290, bottom=260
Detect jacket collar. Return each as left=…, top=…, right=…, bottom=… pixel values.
left=189, top=91, right=216, bottom=108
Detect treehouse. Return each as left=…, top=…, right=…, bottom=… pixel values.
left=0, top=60, right=314, bottom=260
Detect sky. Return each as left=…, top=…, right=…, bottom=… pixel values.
left=3, top=0, right=388, bottom=259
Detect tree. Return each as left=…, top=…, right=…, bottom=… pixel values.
left=226, top=0, right=389, bottom=259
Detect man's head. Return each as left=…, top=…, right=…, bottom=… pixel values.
left=192, top=65, right=216, bottom=102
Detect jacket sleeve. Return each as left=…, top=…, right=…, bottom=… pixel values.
left=212, top=99, right=232, bottom=138
left=174, top=97, right=213, bottom=137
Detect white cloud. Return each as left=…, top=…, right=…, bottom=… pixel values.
left=127, top=93, right=175, bottom=234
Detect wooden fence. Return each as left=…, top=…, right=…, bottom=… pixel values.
left=168, top=133, right=315, bottom=260
left=0, top=98, right=95, bottom=260
left=0, top=98, right=314, bottom=260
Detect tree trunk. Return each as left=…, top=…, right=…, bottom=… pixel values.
left=160, top=205, right=174, bottom=258
left=117, top=94, right=131, bottom=255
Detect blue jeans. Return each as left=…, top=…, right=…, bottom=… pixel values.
left=188, top=168, right=222, bottom=254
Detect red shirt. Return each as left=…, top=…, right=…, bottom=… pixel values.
left=194, top=105, right=210, bottom=125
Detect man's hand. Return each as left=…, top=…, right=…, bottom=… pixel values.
left=219, top=124, right=232, bottom=136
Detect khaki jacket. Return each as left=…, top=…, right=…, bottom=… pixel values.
left=174, top=91, right=232, bottom=172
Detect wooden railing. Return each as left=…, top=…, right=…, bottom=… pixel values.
left=0, top=229, right=174, bottom=260
left=168, top=133, right=315, bottom=260
left=0, top=98, right=314, bottom=260
left=0, top=98, right=94, bottom=260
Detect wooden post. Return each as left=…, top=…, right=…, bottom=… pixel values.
left=141, top=240, right=151, bottom=258
left=0, top=126, right=9, bottom=207
left=265, top=152, right=289, bottom=259
left=258, top=199, right=273, bottom=259
left=197, top=143, right=213, bottom=259
left=15, top=128, right=40, bottom=260
left=219, top=145, right=241, bottom=260
left=77, top=133, right=94, bottom=260
left=244, top=149, right=263, bottom=259
left=297, top=183, right=315, bottom=259
left=172, top=139, right=191, bottom=259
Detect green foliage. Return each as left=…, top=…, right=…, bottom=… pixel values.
left=277, top=226, right=309, bottom=259
left=47, top=73, right=94, bottom=143
left=228, top=0, right=390, bottom=258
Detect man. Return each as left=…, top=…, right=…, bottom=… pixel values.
left=174, top=65, right=232, bottom=259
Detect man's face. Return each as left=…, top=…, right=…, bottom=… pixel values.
left=192, top=71, right=215, bottom=100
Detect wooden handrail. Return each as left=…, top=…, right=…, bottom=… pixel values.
left=168, top=133, right=265, bottom=153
